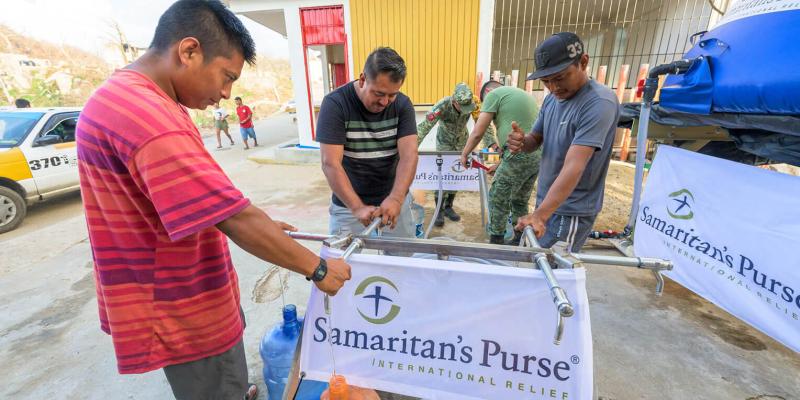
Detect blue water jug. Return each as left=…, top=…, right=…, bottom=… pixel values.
left=410, top=202, right=425, bottom=238
left=260, top=304, right=328, bottom=400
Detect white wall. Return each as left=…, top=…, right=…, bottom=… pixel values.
left=231, top=0, right=352, bottom=147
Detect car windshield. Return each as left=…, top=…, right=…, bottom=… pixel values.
left=0, top=112, right=44, bottom=148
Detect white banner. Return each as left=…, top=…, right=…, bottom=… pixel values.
left=300, top=249, right=594, bottom=400
left=634, top=146, right=800, bottom=352
left=716, top=0, right=800, bottom=28
left=411, top=154, right=481, bottom=192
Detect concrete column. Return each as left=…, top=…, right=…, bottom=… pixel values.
left=476, top=0, right=496, bottom=86
left=320, top=46, right=331, bottom=95
left=284, top=5, right=315, bottom=147
left=342, top=0, right=355, bottom=80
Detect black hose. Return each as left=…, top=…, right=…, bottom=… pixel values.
left=641, top=59, right=697, bottom=102
left=648, top=59, right=694, bottom=79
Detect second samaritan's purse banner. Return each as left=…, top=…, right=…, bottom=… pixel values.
left=635, top=146, right=800, bottom=352
left=412, top=154, right=480, bottom=192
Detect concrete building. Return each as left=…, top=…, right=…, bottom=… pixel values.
left=229, top=0, right=727, bottom=148
left=0, top=53, right=52, bottom=90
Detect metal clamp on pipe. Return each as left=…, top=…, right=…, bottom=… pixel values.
left=341, top=217, right=383, bottom=260
left=324, top=217, right=383, bottom=317
left=522, top=226, right=574, bottom=345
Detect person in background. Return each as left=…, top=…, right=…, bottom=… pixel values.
left=235, top=96, right=257, bottom=149
left=416, top=82, right=497, bottom=227
left=212, top=101, right=234, bottom=148
left=460, top=81, right=541, bottom=245
left=14, top=98, right=31, bottom=108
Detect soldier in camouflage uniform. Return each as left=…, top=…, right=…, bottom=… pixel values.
left=417, top=83, right=497, bottom=227
left=460, top=81, right=541, bottom=245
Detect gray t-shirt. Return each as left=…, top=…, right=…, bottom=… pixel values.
left=532, top=80, right=619, bottom=216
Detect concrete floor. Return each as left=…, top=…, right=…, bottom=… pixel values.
left=1, top=114, right=798, bottom=400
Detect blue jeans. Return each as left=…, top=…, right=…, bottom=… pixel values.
left=239, top=127, right=256, bottom=141
left=328, top=193, right=415, bottom=237
left=328, top=194, right=416, bottom=256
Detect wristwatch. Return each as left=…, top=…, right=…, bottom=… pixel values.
left=306, top=258, right=328, bottom=282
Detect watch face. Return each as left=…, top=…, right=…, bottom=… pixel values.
left=312, top=260, right=327, bottom=281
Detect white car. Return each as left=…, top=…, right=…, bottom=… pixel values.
left=0, top=107, right=81, bottom=233
left=282, top=99, right=296, bottom=114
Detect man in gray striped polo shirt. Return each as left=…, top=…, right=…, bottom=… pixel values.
left=317, top=47, right=419, bottom=238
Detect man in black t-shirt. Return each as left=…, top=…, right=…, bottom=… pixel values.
left=316, top=47, right=419, bottom=238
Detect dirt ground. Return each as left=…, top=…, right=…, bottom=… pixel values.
left=590, top=161, right=636, bottom=230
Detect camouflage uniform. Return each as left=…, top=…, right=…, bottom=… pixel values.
left=480, top=86, right=541, bottom=243
left=417, top=83, right=496, bottom=224
left=417, top=83, right=496, bottom=152
left=488, top=149, right=541, bottom=238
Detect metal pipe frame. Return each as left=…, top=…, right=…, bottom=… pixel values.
left=573, top=253, right=673, bottom=271
left=340, top=218, right=382, bottom=260
left=522, top=227, right=573, bottom=346
left=417, top=150, right=500, bottom=156
left=287, top=227, right=673, bottom=350
left=327, top=219, right=382, bottom=316
left=478, top=167, right=490, bottom=228
left=348, top=236, right=550, bottom=263
left=289, top=230, right=673, bottom=274
left=478, top=166, right=486, bottom=227
left=424, top=155, right=445, bottom=239
left=288, top=232, right=335, bottom=242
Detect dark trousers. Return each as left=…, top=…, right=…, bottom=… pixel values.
left=163, top=310, right=249, bottom=400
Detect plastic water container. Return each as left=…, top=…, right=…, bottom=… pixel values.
left=505, top=216, right=515, bottom=242
left=410, top=202, right=425, bottom=238
left=484, top=214, right=515, bottom=242
left=260, top=305, right=327, bottom=400
left=327, top=375, right=349, bottom=400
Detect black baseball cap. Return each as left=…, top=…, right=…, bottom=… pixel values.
left=527, top=32, right=585, bottom=80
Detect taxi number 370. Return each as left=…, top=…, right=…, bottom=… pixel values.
left=29, top=155, right=71, bottom=171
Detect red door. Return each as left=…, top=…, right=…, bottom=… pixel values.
left=333, top=63, right=348, bottom=88
left=300, top=6, right=349, bottom=140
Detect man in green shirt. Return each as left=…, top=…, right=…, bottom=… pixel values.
left=461, top=81, right=541, bottom=244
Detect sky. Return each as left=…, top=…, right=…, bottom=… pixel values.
left=0, top=0, right=289, bottom=62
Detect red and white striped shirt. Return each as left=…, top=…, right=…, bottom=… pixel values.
left=77, top=69, right=249, bottom=374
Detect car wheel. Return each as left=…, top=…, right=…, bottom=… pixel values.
left=0, top=186, right=26, bottom=234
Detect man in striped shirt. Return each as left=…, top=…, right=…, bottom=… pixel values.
left=317, top=47, right=419, bottom=238
left=76, top=1, right=351, bottom=399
